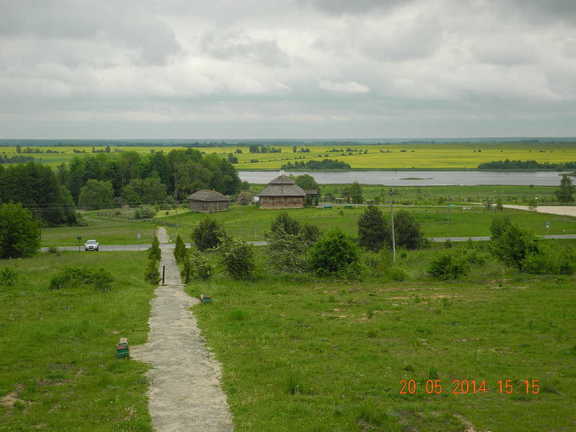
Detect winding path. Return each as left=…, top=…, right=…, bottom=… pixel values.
left=131, top=227, right=234, bottom=432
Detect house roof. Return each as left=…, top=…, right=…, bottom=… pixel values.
left=188, top=190, right=230, bottom=202
left=258, top=175, right=306, bottom=197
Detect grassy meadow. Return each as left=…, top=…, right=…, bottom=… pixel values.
left=3, top=142, right=576, bottom=169
left=160, top=205, right=576, bottom=242
left=186, top=243, right=576, bottom=431
left=0, top=252, right=154, bottom=431
left=42, top=210, right=156, bottom=247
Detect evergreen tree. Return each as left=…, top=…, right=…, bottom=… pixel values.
left=174, top=234, right=188, bottom=264
left=358, top=206, right=390, bottom=252
left=393, top=211, right=424, bottom=249
left=348, top=182, right=364, bottom=204
left=193, top=219, right=226, bottom=251
left=270, top=213, right=301, bottom=236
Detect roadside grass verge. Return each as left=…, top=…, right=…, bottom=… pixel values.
left=186, top=245, right=576, bottom=431
left=161, top=205, right=576, bottom=242
left=0, top=252, right=154, bottom=431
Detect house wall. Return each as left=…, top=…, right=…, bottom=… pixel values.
left=189, top=200, right=229, bottom=213
left=260, top=196, right=305, bottom=209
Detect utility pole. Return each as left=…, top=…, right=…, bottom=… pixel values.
left=390, top=190, right=396, bottom=263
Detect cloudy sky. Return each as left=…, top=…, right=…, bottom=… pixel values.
left=1, top=0, right=576, bottom=139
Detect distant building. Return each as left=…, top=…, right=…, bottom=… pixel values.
left=258, top=175, right=306, bottom=209
left=188, top=190, right=230, bottom=213
left=304, top=189, right=320, bottom=207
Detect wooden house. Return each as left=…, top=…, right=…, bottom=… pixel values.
left=257, top=175, right=306, bottom=209
left=188, top=190, right=230, bottom=213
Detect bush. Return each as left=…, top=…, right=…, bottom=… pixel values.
left=148, top=236, right=161, bottom=262
left=174, top=234, right=188, bottom=264
left=267, top=230, right=309, bottom=274
left=193, top=218, right=226, bottom=251
left=134, top=206, right=156, bottom=219
left=393, top=211, right=424, bottom=250
left=0, top=267, right=18, bottom=286
left=490, top=216, right=513, bottom=240
left=522, top=245, right=576, bottom=275
left=144, top=259, right=160, bottom=285
left=49, top=267, right=114, bottom=292
left=490, top=223, right=539, bottom=270
left=385, top=266, right=408, bottom=281
left=220, top=239, right=256, bottom=280
left=428, top=253, right=469, bottom=280
left=183, top=248, right=213, bottom=282
left=271, top=213, right=301, bottom=236
left=358, top=206, right=390, bottom=252
left=308, top=230, right=361, bottom=278
left=0, top=203, right=41, bottom=259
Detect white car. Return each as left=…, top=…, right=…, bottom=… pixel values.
left=84, top=239, right=100, bottom=251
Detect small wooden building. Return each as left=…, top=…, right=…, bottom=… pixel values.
left=258, top=175, right=306, bottom=209
left=304, top=189, right=320, bottom=207
left=188, top=190, right=230, bottom=213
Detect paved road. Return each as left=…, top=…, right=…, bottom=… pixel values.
left=41, top=234, right=576, bottom=252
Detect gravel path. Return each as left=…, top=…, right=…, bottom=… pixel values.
left=131, top=227, right=234, bottom=432
left=504, top=204, right=576, bottom=217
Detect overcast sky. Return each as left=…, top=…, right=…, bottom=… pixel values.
left=1, top=0, right=576, bottom=139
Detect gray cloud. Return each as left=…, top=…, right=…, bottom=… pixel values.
left=299, top=0, right=415, bottom=15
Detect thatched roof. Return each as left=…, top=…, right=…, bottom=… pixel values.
left=258, top=175, right=306, bottom=197
left=188, top=190, right=230, bottom=202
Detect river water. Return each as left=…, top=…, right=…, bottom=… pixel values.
left=238, top=170, right=570, bottom=186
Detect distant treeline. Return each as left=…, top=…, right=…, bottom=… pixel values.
left=0, top=155, right=35, bottom=164
left=281, top=159, right=351, bottom=170
left=0, top=149, right=241, bottom=226
left=60, top=149, right=241, bottom=204
left=478, top=160, right=576, bottom=170
left=0, top=163, right=77, bottom=226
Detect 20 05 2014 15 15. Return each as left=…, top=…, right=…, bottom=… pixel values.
left=399, top=378, right=541, bottom=395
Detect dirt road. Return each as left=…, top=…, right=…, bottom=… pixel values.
left=132, top=227, right=234, bottom=432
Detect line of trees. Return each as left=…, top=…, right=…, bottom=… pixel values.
left=478, top=159, right=576, bottom=170
left=281, top=159, right=351, bottom=170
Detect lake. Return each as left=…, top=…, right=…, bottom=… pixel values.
left=239, top=170, right=569, bottom=186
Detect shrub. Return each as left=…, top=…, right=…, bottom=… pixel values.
left=144, top=259, right=160, bottom=285
left=47, top=246, right=60, bottom=255
left=490, top=223, right=539, bottom=270
left=385, top=266, right=408, bottom=281
left=300, top=223, right=321, bottom=245
left=308, top=230, right=361, bottom=278
left=0, top=203, right=41, bottom=259
left=393, top=211, right=424, bottom=250
left=220, top=239, right=256, bottom=280
left=134, top=206, right=156, bottom=219
left=522, top=246, right=576, bottom=275
left=174, top=234, right=188, bottom=264
left=0, top=267, right=18, bottom=286
left=267, top=230, right=309, bottom=273
left=271, top=213, right=300, bottom=236
left=490, top=216, right=513, bottom=240
left=182, top=248, right=213, bottom=282
left=358, top=206, right=390, bottom=252
left=193, top=218, right=226, bottom=251
left=148, top=236, right=161, bottom=262
left=428, top=253, right=469, bottom=280
left=49, top=267, right=114, bottom=292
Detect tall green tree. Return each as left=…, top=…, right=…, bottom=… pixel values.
left=78, top=180, right=115, bottom=210
left=123, top=177, right=167, bottom=206
left=358, top=206, right=390, bottom=252
left=555, top=175, right=574, bottom=203
left=309, top=230, right=360, bottom=278
left=348, top=182, right=364, bottom=204
left=0, top=203, right=41, bottom=258
left=393, top=211, right=424, bottom=249
left=193, top=219, right=226, bottom=251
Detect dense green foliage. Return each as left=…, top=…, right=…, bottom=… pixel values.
left=281, top=159, right=351, bottom=170
left=0, top=154, right=34, bottom=164
left=393, top=210, right=424, bottom=249
left=346, top=182, right=364, bottom=204
left=478, top=159, right=576, bottom=169
left=193, top=218, right=226, bottom=251
left=428, top=252, right=469, bottom=280
left=123, top=177, right=168, bottom=205
left=182, top=247, right=213, bottom=282
left=0, top=203, right=41, bottom=258
left=144, top=258, right=161, bottom=285
left=0, top=162, right=76, bottom=225
left=220, top=239, right=256, bottom=280
left=59, top=149, right=240, bottom=204
left=147, top=236, right=161, bottom=262
left=490, top=222, right=540, bottom=270
left=555, top=174, right=575, bottom=202
left=270, top=212, right=301, bottom=236
left=0, top=267, right=18, bottom=286
left=308, top=230, right=360, bottom=278
left=49, top=266, right=114, bottom=292
left=358, top=206, right=390, bottom=252
left=174, top=234, right=188, bottom=264
left=78, top=179, right=115, bottom=210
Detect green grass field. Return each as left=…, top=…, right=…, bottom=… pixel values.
left=0, top=252, right=154, bottom=431
left=3, top=142, right=576, bottom=169
left=187, top=244, right=576, bottom=431
left=42, top=211, right=156, bottom=247
left=160, top=205, right=576, bottom=242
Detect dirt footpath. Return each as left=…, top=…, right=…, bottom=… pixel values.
left=504, top=205, right=576, bottom=217
left=132, top=227, right=234, bottom=432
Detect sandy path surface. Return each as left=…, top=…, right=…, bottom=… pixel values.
left=504, top=205, right=576, bottom=217
left=132, top=227, right=234, bottom=432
